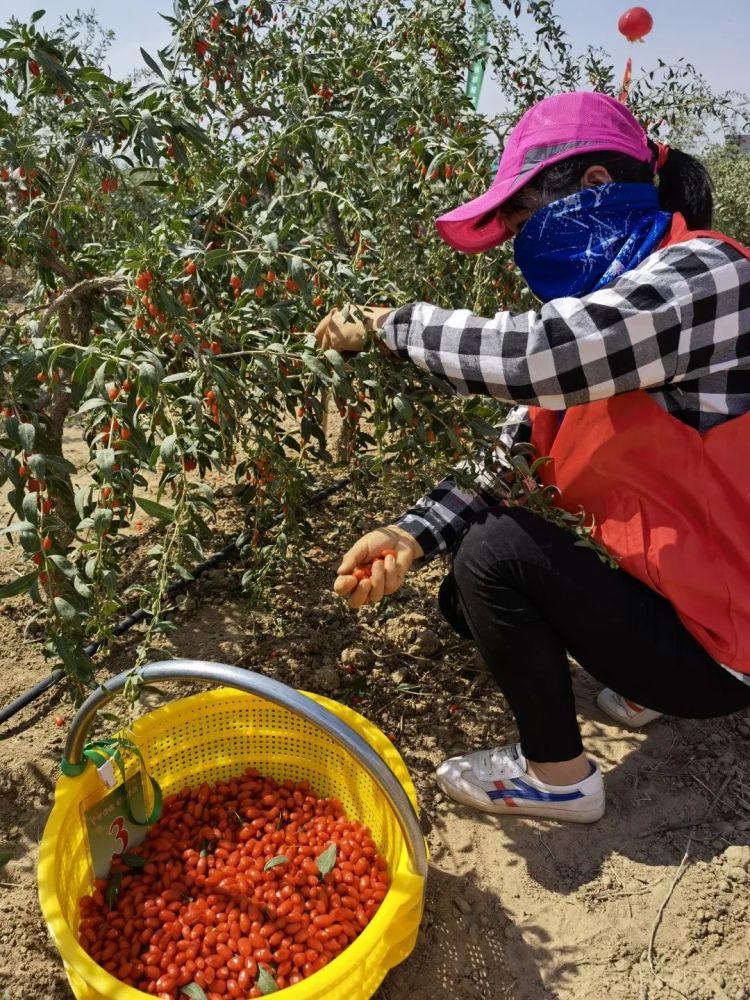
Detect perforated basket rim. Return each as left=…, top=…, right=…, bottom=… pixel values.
left=39, top=687, right=426, bottom=999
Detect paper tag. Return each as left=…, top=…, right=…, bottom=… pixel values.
left=82, top=773, right=150, bottom=879
left=96, top=758, right=117, bottom=789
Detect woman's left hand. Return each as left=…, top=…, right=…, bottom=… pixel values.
left=334, top=524, right=423, bottom=609
left=314, top=306, right=393, bottom=353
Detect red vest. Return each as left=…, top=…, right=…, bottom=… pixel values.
left=528, top=214, right=750, bottom=674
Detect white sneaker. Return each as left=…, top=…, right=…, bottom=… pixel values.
left=435, top=742, right=605, bottom=823
left=596, top=688, right=663, bottom=728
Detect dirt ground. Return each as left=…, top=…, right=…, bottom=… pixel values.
left=0, top=273, right=749, bottom=999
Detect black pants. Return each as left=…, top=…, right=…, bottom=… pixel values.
left=439, top=507, right=750, bottom=762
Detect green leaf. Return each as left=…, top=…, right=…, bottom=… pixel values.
left=243, top=258, right=261, bottom=289
left=93, top=362, right=108, bottom=396
left=263, top=855, right=289, bottom=871
left=75, top=487, right=91, bottom=520
left=301, top=354, right=330, bottom=382
left=138, top=358, right=164, bottom=391
left=529, top=455, right=553, bottom=475
left=101, top=569, right=117, bottom=597
left=323, top=349, right=347, bottom=375
left=331, top=372, right=351, bottom=399
left=31, top=47, right=73, bottom=88
left=257, top=967, right=279, bottom=995
left=139, top=108, right=162, bottom=139
left=173, top=134, right=191, bottom=167
left=160, top=434, right=177, bottom=464
left=95, top=448, right=116, bottom=479
left=0, top=521, right=34, bottom=535
left=203, top=248, right=231, bottom=268
left=180, top=984, right=208, bottom=1000
left=0, top=571, right=38, bottom=599
left=51, top=634, right=92, bottom=678
left=18, top=422, right=35, bottom=453
left=49, top=555, right=77, bottom=578
left=289, top=255, right=310, bottom=297
left=121, top=853, right=148, bottom=868
left=393, top=394, right=415, bottom=422
left=140, top=47, right=165, bottom=80
left=22, top=492, right=39, bottom=525
left=105, top=869, right=122, bottom=911
left=315, top=842, right=337, bottom=878
left=92, top=508, right=113, bottom=539
left=261, top=232, right=279, bottom=253
left=77, top=397, right=108, bottom=414
left=135, top=497, right=176, bottom=522
left=73, top=578, right=93, bottom=599
left=162, top=371, right=191, bottom=384
left=27, top=453, right=46, bottom=479
left=53, top=597, right=78, bottom=622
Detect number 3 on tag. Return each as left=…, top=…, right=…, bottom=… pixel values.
left=109, top=816, right=129, bottom=854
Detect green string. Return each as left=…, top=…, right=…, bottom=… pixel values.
left=61, top=737, right=162, bottom=825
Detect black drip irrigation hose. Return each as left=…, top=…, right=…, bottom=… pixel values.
left=0, top=472, right=355, bottom=727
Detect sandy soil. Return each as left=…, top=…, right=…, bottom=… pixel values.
left=0, top=273, right=748, bottom=1000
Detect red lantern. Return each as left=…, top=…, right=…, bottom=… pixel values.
left=618, top=7, right=653, bottom=42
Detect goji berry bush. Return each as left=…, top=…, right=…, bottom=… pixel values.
left=0, top=0, right=746, bottom=700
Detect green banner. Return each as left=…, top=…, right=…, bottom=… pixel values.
left=465, top=0, right=492, bottom=109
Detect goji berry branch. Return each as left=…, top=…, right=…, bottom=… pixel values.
left=37, top=276, right=127, bottom=337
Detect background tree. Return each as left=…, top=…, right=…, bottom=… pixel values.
left=0, top=0, right=747, bottom=700
left=704, top=143, right=750, bottom=245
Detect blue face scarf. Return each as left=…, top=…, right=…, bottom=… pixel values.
left=513, top=183, right=671, bottom=303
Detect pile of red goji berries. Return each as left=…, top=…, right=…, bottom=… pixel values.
left=79, top=769, right=390, bottom=998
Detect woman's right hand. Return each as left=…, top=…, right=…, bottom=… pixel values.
left=334, top=524, right=424, bottom=609
left=313, top=306, right=393, bottom=353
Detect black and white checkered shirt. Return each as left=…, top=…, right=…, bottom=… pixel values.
left=381, top=236, right=750, bottom=562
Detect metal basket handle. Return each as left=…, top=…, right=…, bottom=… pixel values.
left=62, top=659, right=428, bottom=879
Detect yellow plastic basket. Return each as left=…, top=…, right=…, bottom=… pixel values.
left=39, top=660, right=427, bottom=1000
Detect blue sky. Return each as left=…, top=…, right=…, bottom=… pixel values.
left=3, top=0, right=748, bottom=116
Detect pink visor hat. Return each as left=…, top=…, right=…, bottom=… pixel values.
left=436, top=91, right=655, bottom=254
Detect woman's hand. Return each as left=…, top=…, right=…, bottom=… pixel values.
left=334, top=524, right=424, bottom=609
left=314, top=306, right=393, bottom=353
